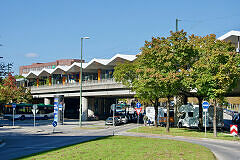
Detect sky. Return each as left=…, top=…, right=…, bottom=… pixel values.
left=0, top=0, right=240, bottom=74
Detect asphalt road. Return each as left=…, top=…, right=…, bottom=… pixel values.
left=0, top=120, right=137, bottom=160
left=1, top=119, right=240, bottom=160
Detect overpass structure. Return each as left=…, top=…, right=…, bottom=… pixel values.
left=23, top=54, right=137, bottom=120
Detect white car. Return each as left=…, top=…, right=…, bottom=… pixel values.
left=121, top=115, right=128, bottom=124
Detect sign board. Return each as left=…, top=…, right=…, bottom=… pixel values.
left=202, top=101, right=209, bottom=112
left=135, top=108, right=142, bottom=115
left=12, top=103, right=16, bottom=108
left=136, top=102, right=141, bottom=108
left=203, top=108, right=208, bottom=112
left=230, top=125, right=238, bottom=136
left=33, top=104, right=38, bottom=110
left=53, top=97, right=59, bottom=122
left=52, top=121, right=57, bottom=127
left=58, top=104, right=63, bottom=111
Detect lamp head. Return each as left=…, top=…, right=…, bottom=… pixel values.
left=82, top=37, right=90, bottom=39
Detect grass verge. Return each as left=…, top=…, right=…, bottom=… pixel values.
left=18, top=136, right=215, bottom=160
left=128, top=126, right=240, bottom=141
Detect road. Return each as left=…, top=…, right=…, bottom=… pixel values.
left=0, top=119, right=136, bottom=160
left=1, top=119, right=240, bottom=160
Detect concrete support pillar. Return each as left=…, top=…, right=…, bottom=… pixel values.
left=44, top=97, right=51, bottom=105
left=98, top=69, right=101, bottom=81
left=49, top=76, right=52, bottom=86
left=37, top=78, right=39, bottom=88
left=82, top=97, right=88, bottom=121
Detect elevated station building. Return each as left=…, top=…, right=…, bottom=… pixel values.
left=21, top=30, right=240, bottom=120
left=22, top=54, right=137, bottom=120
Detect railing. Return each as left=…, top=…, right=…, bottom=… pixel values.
left=30, top=78, right=119, bottom=89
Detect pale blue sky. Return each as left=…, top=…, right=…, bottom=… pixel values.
left=0, top=0, right=239, bottom=74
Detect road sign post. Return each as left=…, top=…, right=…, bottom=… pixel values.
left=136, top=102, right=141, bottom=108
left=32, top=104, right=38, bottom=127
left=52, top=121, right=57, bottom=133
left=12, top=103, right=16, bottom=127
left=230, top=125, right=238, bottom=136
left=62, top=103, right=65, bottom=125
left=112, top=104, right=116, bottom=136
left=135, top=103, right=142, bottom=133
left=202, top=101, right=209, bottom=136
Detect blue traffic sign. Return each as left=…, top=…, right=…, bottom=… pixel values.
left=12, top=103, right=16, bottom=108
left=52, top=121, right=57, bottom=127
left=202, top=101, right=209, bottom=109
left=136, top=102, right=141, bottom=108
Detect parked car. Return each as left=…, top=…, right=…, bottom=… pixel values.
left=114, top=116, right=122, bottom=124
left=120, top=115, right=128, bottom=124
left=105, top=117, right=120, bottom=126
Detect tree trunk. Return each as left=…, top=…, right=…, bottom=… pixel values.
left=198, top=97, right=203, bottom=129
left=174, top=95, right=186, bottom=127
left=166, top=96, right=170, bottom=133
left=213, top=99, right=217, bottom=137
left=154, top=98, right=158, bottom=127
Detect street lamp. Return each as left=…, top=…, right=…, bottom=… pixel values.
left=79, top=37, right=90, bottom=127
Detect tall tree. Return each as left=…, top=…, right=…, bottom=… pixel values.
left=184, top=34, right=240, bottom=136
left=114, top=30, right=196, bottom=132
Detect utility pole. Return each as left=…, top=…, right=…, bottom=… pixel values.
left=176, top=18, right=181, bottom=32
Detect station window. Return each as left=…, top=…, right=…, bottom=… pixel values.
left=188, top=112, right=193, bottom=117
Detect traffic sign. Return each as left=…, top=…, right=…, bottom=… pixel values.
left=12, top=103, right=16, bottom=108
left=230, top=125, right=238, bottom=136
left=33, top=104, right=38, bottom=110
left=135, top=108, right=142, bottom=115
left=136, top=102, right=141, bottom=108
left=202, top=101, right=209, bottom=109
left=202, top=101, right=209, bottom=112
left=52, top=121, right=57, bottom=127
left=58, top=104, right=63, bottom=111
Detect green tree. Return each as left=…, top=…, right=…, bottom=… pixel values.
left=184, top=34, right=240, bottom=136
left=0, top=74, right=32, bottom=104
left=114, top=30, right=195, bottom=132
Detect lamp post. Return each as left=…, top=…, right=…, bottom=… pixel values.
left=79, top=37, right=90, bottom=127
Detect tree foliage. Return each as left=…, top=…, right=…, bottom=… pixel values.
left=0, top=74, right=32, bottom=104
left=114, top=30, right=240, bottom=136
left=183, top=34, right=240, bottom=136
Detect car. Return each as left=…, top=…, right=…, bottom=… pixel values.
left=114, top=116, right=122, bottom=124
left=120, top=115, right=128, bottom=124
left=105, top=117, right=120, bottom=126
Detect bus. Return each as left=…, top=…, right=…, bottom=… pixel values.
left=3, top=103, right=54, bottom=120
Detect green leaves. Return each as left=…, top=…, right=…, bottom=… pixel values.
left=114, top=30, right=240, bottom=104
left=0, top=74, right=32, bottom=104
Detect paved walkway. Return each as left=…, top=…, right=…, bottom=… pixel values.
left=119, top=131, right=240, bottom=160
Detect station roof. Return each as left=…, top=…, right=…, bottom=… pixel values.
left=218, top=30, right=240, bottom=45
left=23, top=54, right=137, bottom=78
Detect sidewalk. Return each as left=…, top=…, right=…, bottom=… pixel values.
left=118, top=131, right=240, bottom=160
left=119, top=131, right=240, bottom=144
